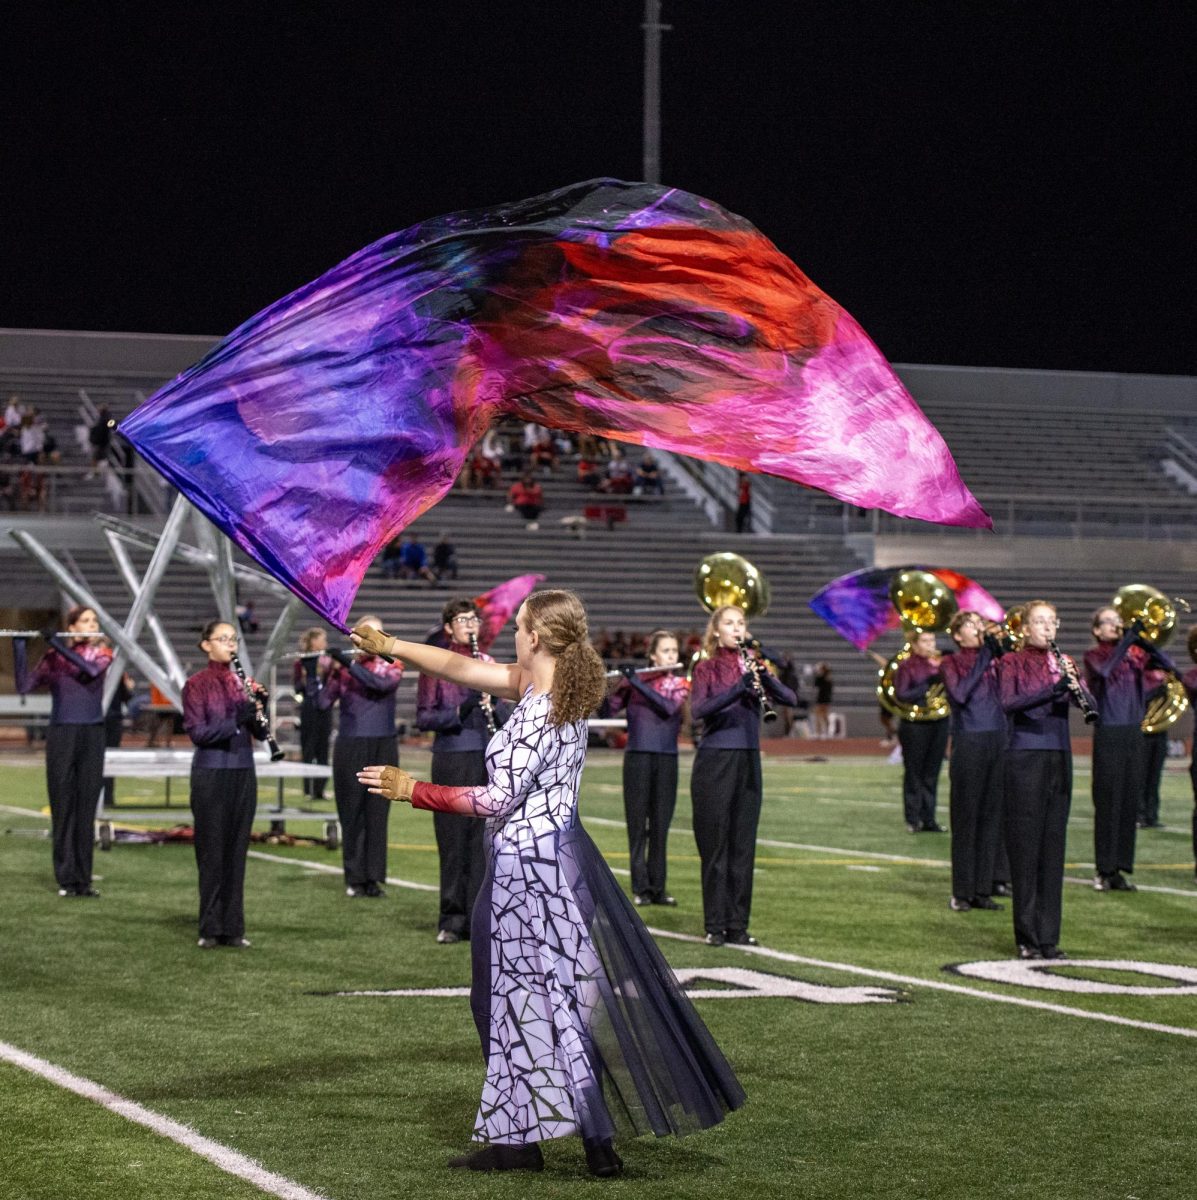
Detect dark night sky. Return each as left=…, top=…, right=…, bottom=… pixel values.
left=3, top=1, right=1193, bottom=375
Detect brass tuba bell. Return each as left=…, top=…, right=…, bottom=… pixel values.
left=877, top=570, right=958, bottom=722
left=694, top=552, right=770, bottom=618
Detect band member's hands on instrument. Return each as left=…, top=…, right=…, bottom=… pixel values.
left=358, top=763, right=415, bottom=802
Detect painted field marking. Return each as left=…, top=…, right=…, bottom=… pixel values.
left=645, top=929, right=1197, bottom=1040
left=0, top=1039, right=326, bottom=1200
left=246, top=850, right=436, bottom=893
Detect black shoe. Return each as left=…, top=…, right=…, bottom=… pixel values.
left=970, top=896, right=1002, bottom=911
left=704, top=932, right=725, bottom=947
left=346, top=885, right=365, bottom=898
left=724, top=930, right=759, bottom=946
left=906, top=822, right=921, bottom=834
left=584, top=1138, right=624, bottom=1178
left=922, top=822, right=947, bottom=833
left=633, top=893, right=651, bottom=907
left=654, top=894, right=678, bottom=906
left=436, top=929, right=462, bottom=944
left=992, top=882, right=1013, bottom=897
left=221, top=936, right=252, bottom=948
left=77, top=887, right=101, bottom=898
left=448, top=1144, right=544, bottom=1172
left=363, top=882, right=386, bottom=898
left=1093, top=873, right=1112, bottom=892
left=1018, top=944, right=1042, bottom=960
left=1109, top=873, right=1137, bottom=892
left=197, top=937, right=219, bottom=949
left=1041, top=947, right=1069, bottom=960
left=949, top=897, right=971, bottom=912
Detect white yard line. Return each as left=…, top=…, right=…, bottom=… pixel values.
left=646, top=929, right=1197, bottom=1040
left=0, top=1039, right=327, bottom=1200
left=246, top=850, right=437, bottom=893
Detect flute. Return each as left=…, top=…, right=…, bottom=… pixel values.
left=230, top=651, right=286, bottom=760
left=1049, top=640, right=1099, bottom=725
left=468, top=632, right=498, bottom=736
left=0, top=629, right=108, bottom=638
left=604, top=663, right=686, bottom=679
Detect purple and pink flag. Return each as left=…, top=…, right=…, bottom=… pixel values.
left=425, top=573, right=546, bottom=651
left=120, top=179, right=989, bottom=629
left=810, top=566, right=1004, bottom=650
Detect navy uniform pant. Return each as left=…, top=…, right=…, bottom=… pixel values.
left=623, top=751, right=678, bottom=901
left=431, top=749, right=487, bottom=936
left=1005, top=749, right=1071, bottom=955
left=46, top=723, right=106, bottom=891
left=333, top=735, right=396, bottom=888
left=1140, top=730, right=1167, bottom=827
left=1091, top=724, right=1144, bottom=876
left=949, top=729, right=1006, bottom=901
left=190, top=765, right=256, bottom=939
left=691, top=748, right=762, bottom=936
left=898, top=718, right=949, bottom=828
left=299, top=699, right=333, bottom=799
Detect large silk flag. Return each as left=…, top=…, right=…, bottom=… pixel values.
left=810, top=566, right=1005, bottom=650
left=120, top=179, right=990, bottom=629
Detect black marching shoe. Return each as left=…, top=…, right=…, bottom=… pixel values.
left=1041, top=947, right=1069, bottom=960
left=654, top=894, right=678, bottom=906
left=1109, top=873, right=1137, bottom=892
left=922, top=821, right=947, bottom=833
left=448, top=1144, right=544, bottom=1172
left=992, top=882, right=1013, bottom=897
left=1018, top=944, right=1042, bottom=960
left=704, top=932, right=725, bottom=947
left=584, top=1137, right=624, bottom=1178
left=970, top=896, right=1002, bottom=911
left=197, top=937, right=219, bottom=949
left=949, top=897, right=971, bottom=912
left=363, top=881, right=386, bottom=898
left=724, top=930, right=759, bottom=946
left=633, top=894, right=651, bottom=907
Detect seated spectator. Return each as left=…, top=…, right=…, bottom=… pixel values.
left=19, top=412, right=45, bottom=464
left=431, top=532, right=458, bottom=581
left=4, top=395, right=23, bottom=431
left=530, top=432, right=558, bottom=473
left=577, top=456, right=602, bottom=490
left=507, top=472, right=545, bottom=530
left=380, top=536, right=403, bottom=579
left=599, top=449, right=634, bottom=495
left=400, top=533, right=436, bottom=583
left=634, top=452, right=664, bottom=495
left=236, top=599, right=259, bottom=633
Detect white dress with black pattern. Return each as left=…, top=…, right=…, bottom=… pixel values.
left=416, top=686, right=745, bottom=1147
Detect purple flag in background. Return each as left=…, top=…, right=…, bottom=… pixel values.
left=424, top=573, right=546, bottom=651
left=120, top=179, right=990, bottom=629
left=810, top=566, right=1004, bottom=650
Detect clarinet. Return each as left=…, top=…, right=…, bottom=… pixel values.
left=468, top=632, right=498, bottom=736
left=737, top=636, right=778, bottom=725
left=230, top=651, right=286, bottom=760
left=1049, top=640, right=1099, bottom=725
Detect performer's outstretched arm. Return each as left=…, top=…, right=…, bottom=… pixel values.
left=351, top=625, right=526, bottom=700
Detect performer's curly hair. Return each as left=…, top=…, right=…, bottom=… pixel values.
left=524, top=589, right=606, bottom=727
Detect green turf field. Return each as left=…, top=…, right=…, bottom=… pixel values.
left=2, top=750, right=1195, bottom=1199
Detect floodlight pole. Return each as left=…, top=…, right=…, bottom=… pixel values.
left=642, top=0, right=669, bottom=184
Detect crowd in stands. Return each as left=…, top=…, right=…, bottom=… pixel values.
left=1, top=394, right=62, bottom=511
left=456, top=419, right=667, bottom=531
left=379, top=532, right=459, bottom=585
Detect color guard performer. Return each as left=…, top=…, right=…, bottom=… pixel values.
left=14, top=606, right=112, bottom=897
left=608, top=630, right=689, bottom=907
left=416, top=599, right=507, bottom=943
left=183, top=621, right=265, bottom=947
left=997, top=601, right=1095, bottom=960
left=315, top=616, right=404, bottom=897
left=894, top=631, right=949, bottom=833
left=940, top=611, right=1006, bottom=912
left=690, top=606, right=796, bottom=946
left=1083, top=608, right=1174, bottom=892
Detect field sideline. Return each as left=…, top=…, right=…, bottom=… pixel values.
left=1, top=751, right=1195, bottom=1199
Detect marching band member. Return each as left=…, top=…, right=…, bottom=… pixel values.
left=608, top=630, right=689, bottom=907
left=1139, top=665, right=1168, bottom=830
left=293, top=627, right=332, bottom=800
left=1083, top=608, right=1175, bottom=892
left=940, top=611, right=1006, bottom=912
left=997, top=600, right=1095, bottom=960
left=689, top=605, right=796, bottom=947
left=14, top=606, right=112, bottom=897
left=416, top=599, right=506, bottom=943
left=183, top=621, right=266, bottom=947
left=316, top=615, right=404, bottom=898
left=894, top=631, right=949, bottom=833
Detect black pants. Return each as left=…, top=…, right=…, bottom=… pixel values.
left=624, top=751, right=678, bottom=900
left=949, top=730, right=1006, bottom=901
left=1005, top=749, right=1071, bottom=955
left=102, top=709, right=123, bottom=809
left=431, top=750, right=487, bottom=936
left=1140, top=730, right=1167, bottom=826
left=299, top=699, right=332, bottom=798
left=333, top=734, right=396, bottom=887
left=691, top=748, right=762, bottom=935
left=898, top=718, right=949, bottom=828
left=190, top=765, right=256, bottom=939
left=1190, top=755, right=1197, bottom=865
left=46, top=723, right=106, bottom=891
left=1091, top=724, right=1144, bottom=876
